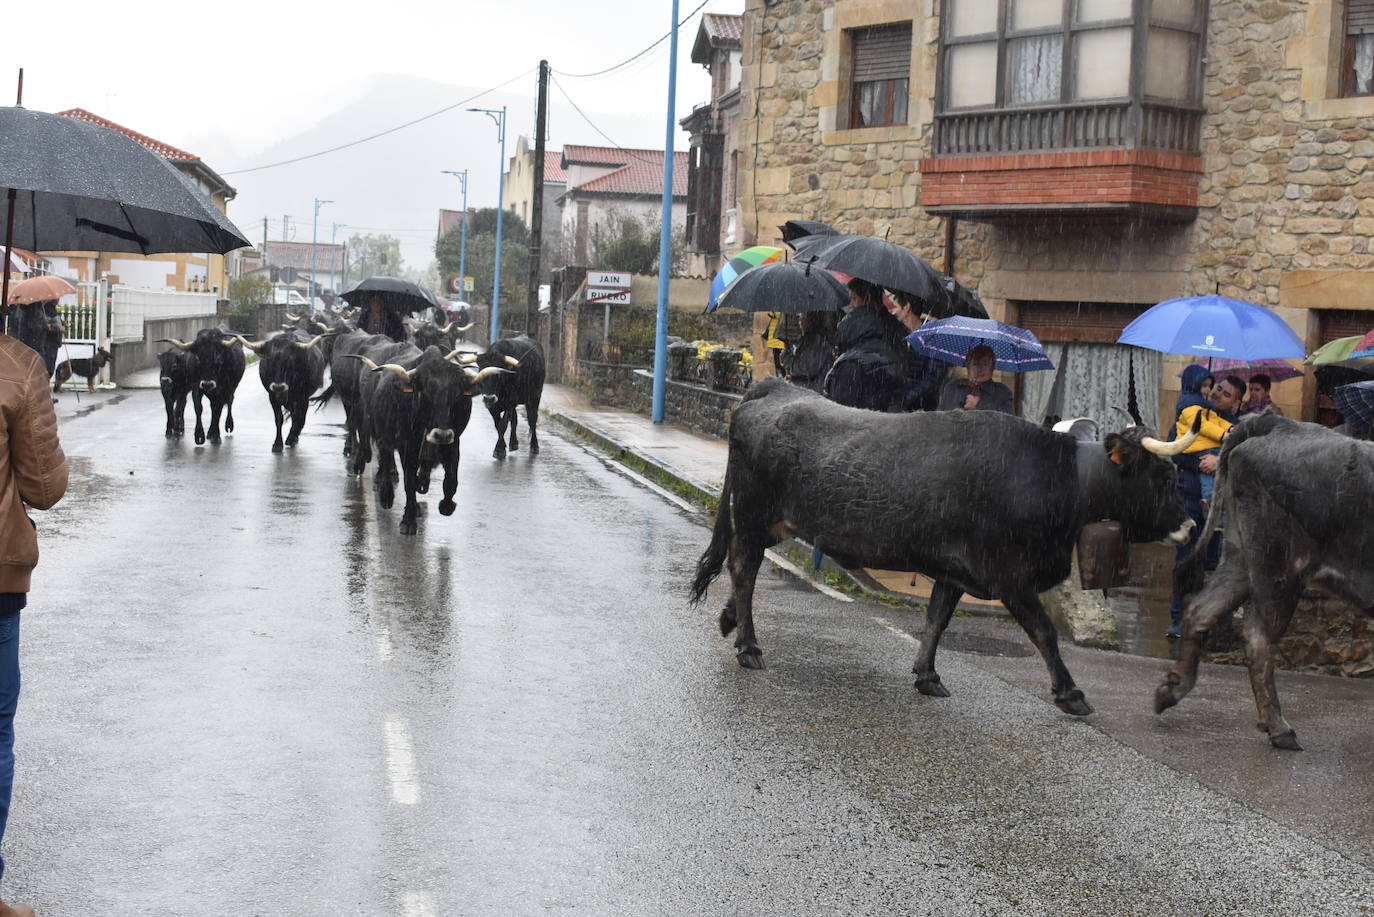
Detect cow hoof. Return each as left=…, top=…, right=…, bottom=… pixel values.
left=285, top=436, right=299, bottom=448
left=1270, top=731, right=1302, bottom=751
left=439, top=499, right=456, bottom=516
left=416, top=479, right=430, bottom=494
left=165, top=430, right=175, bottom=439
left=1153, top=683, right=1181, bottom=714
left=914, top=676, right=950, bottom=698
left=400, top=519, right=418, bottom=535
left=736, top=649, right=765, bottom=670
left=272, top=442, right=283, bottom=454
left=530, top=443, right=540, bottom=454
left=379, top=488, right=395, bottom=509
left=195, top=431, right=205, bottom=445
left=1056, top=691, right=1093, bottom=717
left=492, top=448, right=507, bottom=461
left=209, top=434, right=222, bottom=445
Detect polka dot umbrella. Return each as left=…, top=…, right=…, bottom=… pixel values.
left=707, top=246, right=785, bottom=310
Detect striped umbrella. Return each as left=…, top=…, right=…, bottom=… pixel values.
left=707, top=246, right=785, bottom=309
left=1181, top=357, right=1303, bottom=382
left=905, top=316, right=1055, bottom=372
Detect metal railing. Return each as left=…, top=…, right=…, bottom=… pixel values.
left=933, top=100, right=1202, bottom=157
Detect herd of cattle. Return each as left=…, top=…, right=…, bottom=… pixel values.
left=691, top=378, right=1373, bottom=752
left=155, top=311, right=545, bottom=535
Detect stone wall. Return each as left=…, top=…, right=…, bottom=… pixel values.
left=577, top=361, right=742, bottom=440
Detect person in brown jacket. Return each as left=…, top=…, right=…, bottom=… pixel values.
left=0, top=323, right=68, bottom=917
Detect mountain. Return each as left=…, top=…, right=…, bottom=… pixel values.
left=191, top=73, right=697, bottom=272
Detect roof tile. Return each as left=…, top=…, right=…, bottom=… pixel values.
left=57, top=108, right=200, bottom=161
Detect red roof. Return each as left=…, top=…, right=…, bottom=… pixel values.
left=58, top=108, right=201, bottom=161
left=562, top=147, right=690, bottom=197
left=702, top=13, right=744, bottom=44
left=541, top=150, right=568, bottom=183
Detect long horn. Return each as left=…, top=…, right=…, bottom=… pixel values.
left=294, top=334, right=326, bottom=350
left=234, top=335, right=266, bottom=354
left=439, top=321, right=455, bottom=333
left=343, top=354, right=381, bottom=371
left=285, top=312, right=301, bottom=321
left=224, top=337, right=242, bottom=348
left=448, top=351, right=478, bottom=364
left=1141, top=414, right=1201, bottom=456
left=466, top=366, right=511, bottom=382
left=155, top=338, right=192, bottom=351
left=503, top=355, right=520, bottom=368
left=373, top=363, right=414, bottom=382
left=455, top=322, right=475, bottom=333
left=313, top=321, right=332, bottom=332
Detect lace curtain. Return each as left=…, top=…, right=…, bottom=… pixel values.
left=1356, top=34, right=1374, bottom=95
left=1008, top=35, right=1062, bottom=105
left=1020, top=343, right=1160, bottom=431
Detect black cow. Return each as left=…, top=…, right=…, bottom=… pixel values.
left=690, top=378, right=1199, bottom=715
left=474, top=335, right=545, bottom=459
left=157, top=348, right=197, bottom=439
left=409, top=318, right=473, bottom=352
left=157, top=329, right=246, bottom=445
left=1155, top=415, right=1374, bottom=750
left=353, top=346, right=505, bottom=534
left=237, top=332, right=330, bottom=452
left=315, top=329, right=420, bottom=468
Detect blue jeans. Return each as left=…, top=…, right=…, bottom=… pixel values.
left=0, top=610, right=21, bottom=886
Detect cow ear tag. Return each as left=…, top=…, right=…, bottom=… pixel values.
left=402, top=385, right=414, bottom=394
left=1108, top=446, right=1127, bottom=466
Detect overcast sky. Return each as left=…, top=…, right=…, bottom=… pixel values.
left=15, top=0, right=744, bottom=271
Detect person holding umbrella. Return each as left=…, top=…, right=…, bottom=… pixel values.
left=823, top=278, right=906, bottom=411
left=360, top=293, right=406, bottom=342
left=0, top=311, right=68, bottom=917
left=890, top=292, right=948, bottom=411
left=937, top=344, right=1013, bottom=414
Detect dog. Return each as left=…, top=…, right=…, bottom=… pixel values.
left=53, top=348, right=113, bottom=393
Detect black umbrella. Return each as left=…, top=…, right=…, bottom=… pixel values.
left=779, top=219, right=839, bottom=248
left=793, top=232, right=946, bottom=307
left=340, top=276, right=440, bottom=314
left=1315, top=363, right=1374, bottom=393
left=713, top=261, right=849, bottom=314
left=0, top=106, right=251, bottom=257
left=937, top=277, right=991, bottom=320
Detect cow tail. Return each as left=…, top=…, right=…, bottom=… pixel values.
left=311, top=384, right=334, bottom=411
left=689, top=460, right=734, bottom=605
left=1179, top=453, right=1229, bottom=597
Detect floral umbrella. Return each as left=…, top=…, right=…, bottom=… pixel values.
left=707, top=246, right=785, bottom=309
left=1305, top=335, right=1369, bottom=366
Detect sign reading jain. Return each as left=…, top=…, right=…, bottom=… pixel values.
left=586, top=270, right=633, bottom=306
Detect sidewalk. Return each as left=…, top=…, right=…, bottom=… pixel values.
left=541, top=383, right=1004, bottom=614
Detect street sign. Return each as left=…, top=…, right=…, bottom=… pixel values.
left=447, top=274, right=462, bottom=294
left=588, top=270, right=632, bottom=289
left=464, top=276, right=474, bottom=293
left=538, top=284, right=551, bottom=312
left=586, top=287, right=631, bottom=305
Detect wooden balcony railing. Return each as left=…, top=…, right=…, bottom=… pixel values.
left=933, top=101, right=1202, bottom=157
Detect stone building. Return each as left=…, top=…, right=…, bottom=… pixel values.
left=503, top=136, right=568, bottom=277
left=682, top=12, right=746, bottom=277
left=736, top=0, right=1374, bottom=428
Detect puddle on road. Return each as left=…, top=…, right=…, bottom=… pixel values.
left=64, top=394, right=130, bottom=419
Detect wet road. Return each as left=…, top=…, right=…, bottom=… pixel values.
left=7, top=388, right=1374, bottom=915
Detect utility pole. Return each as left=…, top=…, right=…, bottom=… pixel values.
left=441, top=170, right=469, bottom=304
left=262, top=217, right=268, bottom=252
left=526, top=59, right=549, bottom=333
left=310, top=198, right=333, bottom=304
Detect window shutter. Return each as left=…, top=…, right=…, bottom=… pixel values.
left=1350, top=0, right=1374, bottom=35
left=853, top=25, right=912, bottom=82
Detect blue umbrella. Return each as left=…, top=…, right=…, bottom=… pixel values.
left=905, top=316, right=1055, bottom=372
left=1117, top=295, right=1305, bottom=360
left=1333, top=380, right=1374, bottom=429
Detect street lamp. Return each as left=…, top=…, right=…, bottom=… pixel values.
left=310, top=197, right=333, bottom=304
left=440, top=169, right=469, bottom=304
left=331, top=222, right=348, bottom=302
left=468, top=106, right=506, bottom=344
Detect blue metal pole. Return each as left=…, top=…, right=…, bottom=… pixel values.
left=459, top=171, right=468, bottom=302
left=310, top=199, right=319, bottom=304
left=492, top=108, right=506, bottom=344
left=652, top=0, right=681, bottom=424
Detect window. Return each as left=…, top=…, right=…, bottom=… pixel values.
left=940, top=0, right=1203, bottom=110
left=849, top=23, right=912, bottom=127
left=1346, top=0, right=1374, bottom=96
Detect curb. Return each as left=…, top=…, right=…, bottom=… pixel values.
left=543, top=406, right=993, bottom=612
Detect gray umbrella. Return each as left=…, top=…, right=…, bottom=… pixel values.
left=792, top=232, right=947, bottom=307
left=0, top=106, right=251, bottom=257
left=712, top=261, right=849, bottom=314
left=340, top=276, right=441, bottom=314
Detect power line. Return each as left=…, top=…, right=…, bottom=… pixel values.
left=222, top=68, right=537, bottom=176
left=553, top=0, right=713, bottom=79
left=549, top=74, right=662, bottom=166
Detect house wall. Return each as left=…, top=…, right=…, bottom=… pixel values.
left=738, top=0, right=1374, bottom=424
left=561, top=196, right=688, bottom=266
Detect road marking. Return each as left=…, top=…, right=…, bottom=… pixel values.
left=376, top=628, right=394, bottom=662
left=872, top=615, right=918, bottom=644
left=401, top=892, right=436, bottom=917
left=764, top=549, right=853, bottom=603
left=384, top=717, right=419, bottom=805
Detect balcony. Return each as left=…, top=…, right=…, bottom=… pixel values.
left=921, top=100, right=1205, bottom=221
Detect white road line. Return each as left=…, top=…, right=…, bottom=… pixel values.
left=401, top=892, right=436, bottom=917
left=376, top=628, right=394, bottom=663
left=384, top=717, right=420, bottom=806
left=872, top=615, right=919, bottom=644
left=763, top=549, right=854, bottom=602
